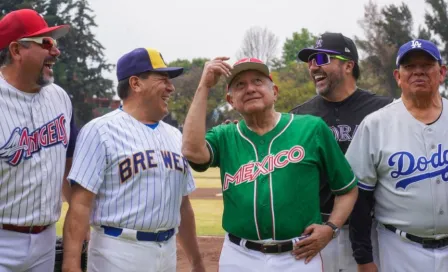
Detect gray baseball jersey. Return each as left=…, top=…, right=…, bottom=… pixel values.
left=346, top=98, right=448, bottom=238
left=0, top=76, right=75, bottom=226
left=68, top=109, right=195, bottom=231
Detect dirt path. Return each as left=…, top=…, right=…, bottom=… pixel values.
left=176, top=187, right=224, bottom=270
left=177, top=236, right=224, bottom=272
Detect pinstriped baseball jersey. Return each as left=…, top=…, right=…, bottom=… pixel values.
left=346, top=98, right=448, bottom=238
left=68, top=109, right=196, bottom=231
left=0, top=76, right=74, bottom=226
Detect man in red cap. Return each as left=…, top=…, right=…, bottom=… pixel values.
left=181, top=57, right=358, bottom=271
left=0, top=9, right=77, bottom=272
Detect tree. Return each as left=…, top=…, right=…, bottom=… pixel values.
left=237, top=26, right=279, bottom=67
left=272, top=62, right=316, bottom=112
left=281, top=28, right=317, bottom=66
left=168, top=59, right=229, bottom=129
left=1, top=0, right=114, bottom=126
left=355, top=1, right=420, bottom=98
left=425, top=0, right=448, bottom=96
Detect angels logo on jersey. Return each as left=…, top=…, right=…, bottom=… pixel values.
left=0, top=114, right=68, bottom=166
left=388, top=144, right=448, bottom=189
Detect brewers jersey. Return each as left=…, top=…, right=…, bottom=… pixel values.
left=0, top=76, right=76, bottom=226
left=68, top=109, right=195, bottom=231
left=290, top=89, right=393, bottom=215
left=192, top=113, right=357, bottom=240
left=346, top=98, right=448, bottom=238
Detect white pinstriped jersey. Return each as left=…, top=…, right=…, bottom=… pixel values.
left=0, top=77, right=73, bottom=226
left=68, top=109, right=196, bottom=231
left=346, top=98, right=448, bottom=238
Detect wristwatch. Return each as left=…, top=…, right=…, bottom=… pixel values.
left=324, top=221, right=340, bottom=239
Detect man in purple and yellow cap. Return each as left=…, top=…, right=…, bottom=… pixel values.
left=62, top=48, right=205, bottom=272
left=0, top=9, right=78, bottom=272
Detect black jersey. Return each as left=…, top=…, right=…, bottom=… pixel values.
left=290, top=88, right=393, bottom=216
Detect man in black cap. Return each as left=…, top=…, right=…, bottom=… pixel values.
left=290, top=32, right=393, bottom=272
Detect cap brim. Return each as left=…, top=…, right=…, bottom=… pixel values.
left=27, top=25, right=70, bottom=39
left=153, top=67, right=184, bottom=79
left=297, top=48, right=341, bottom=62
left=396, top=48, right=441, bottom=67
left=227, top=62, right=270, bottom=84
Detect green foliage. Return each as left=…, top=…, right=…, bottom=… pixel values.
left=425, top=0, right=448, bottom=96
left=1, top=0, right=114, bottom=127
left=281, top=29, right=317, bottom=66
left=272, top=62, right=316, bottom=112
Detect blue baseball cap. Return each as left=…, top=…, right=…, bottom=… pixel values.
left=116, top=48, right=183, bottom=81
left=396, top=39, right=442, bottom=67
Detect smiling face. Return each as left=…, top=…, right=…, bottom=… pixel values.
left=226, top=70, right=278, bottom=115
left=394, top=51, right=447, bottom=100
left=15, top=36, right=61, bottom=88
left=308, top=55, right=347, bottom=97
left=130, top=72, right=175, bottom=120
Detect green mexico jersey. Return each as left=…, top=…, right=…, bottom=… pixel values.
left=203, top=113, right=357, bottom=240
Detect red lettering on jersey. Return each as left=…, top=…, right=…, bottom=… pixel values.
left=0, top=114, right=69, bottom=166
left=222, top=145, right=306, bottom=191
left=47, top=121, right=57, bottom=145
left=273, top=150, right=289, bottom=168
left=57, top=115, right=68, bottom=145
left=289, top=146, right=305, bottom=163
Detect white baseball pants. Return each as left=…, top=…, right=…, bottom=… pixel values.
left=0, top=224, right=56, bottom=272
left=87, top=226, right=176, bottom=272
left=320, top=220, right=381, bottom=272
left=218, top=233, right=323, bottom=272
left=377, top=223, right=448, bottom=272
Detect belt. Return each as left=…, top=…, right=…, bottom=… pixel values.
left=228, top=233, right=293, bottom=254
left=384, top=224, right=448, bottom=249
left=101, top=225, right=175, bottom=242
left=1, top=224, right=50, bottom=234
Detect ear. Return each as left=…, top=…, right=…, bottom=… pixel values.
left=8, top=42, right=22, bottom=61
left=439, top=65, right=447, bottom=84
left=226, top=92, right=233, bottom=106
left=128, top=76, right=142, bottom=93
left=272, top=84, right=279, bottom=101
left=393, top=69, right=401, bottom=88
left=345, top=60, right=355, bottom=75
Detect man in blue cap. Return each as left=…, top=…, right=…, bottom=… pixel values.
left=62, top=47, right=205, bottom=272
left=346, top=39, right=448, bottom=272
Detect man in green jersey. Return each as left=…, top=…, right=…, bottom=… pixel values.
left=182, top=57, right=358, bottom=272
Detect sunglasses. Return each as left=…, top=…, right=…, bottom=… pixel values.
left=308, top=53, right=350, bottom=67
left=17, top=37, right=58, bottom=51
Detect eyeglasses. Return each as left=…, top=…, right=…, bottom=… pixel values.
left=308, top=53, right=350, bottom=67
left=17, top=37, right=58, bottom=51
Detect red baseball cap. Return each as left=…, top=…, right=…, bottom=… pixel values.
left=227, top=57, right=272, bottom=87
left=0, top=9, right=70, bottom=50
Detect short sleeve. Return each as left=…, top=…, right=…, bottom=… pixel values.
left=66, top=108, right=79, bottom=158
left=205, top=127, right=221, bottom=167
left=345, top=118, right=377, bottom=192
left=67, top=122, right=107, bottom=194
left=316, top=119, right=357, bottom=195
left=182, top=164, right=196, bottom=196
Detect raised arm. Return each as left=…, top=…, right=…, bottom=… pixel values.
left=181, top=57, right=231, bottom=164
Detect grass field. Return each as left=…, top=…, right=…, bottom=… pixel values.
left=56, top=168, right=224, bottom=236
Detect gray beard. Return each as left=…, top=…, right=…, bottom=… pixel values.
left=36, top=67, right=53, bottom=87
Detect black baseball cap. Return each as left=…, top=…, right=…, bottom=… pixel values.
left=297, top=32, right=360, bottom=78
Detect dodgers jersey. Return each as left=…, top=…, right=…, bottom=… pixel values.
left=68, top=109, right=195, bottom=231
left=346, top=98, right=448, bottom=238
left=0, top=76, right=76, bottom=226
left=193, top=113, right=357, bottom=241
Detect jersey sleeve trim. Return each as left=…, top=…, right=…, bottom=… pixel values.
left=357, top=181, right=376, bottom=191
left=331, top=174, right=357, bottom=195
left=206, top=140, right=214, bottom=165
